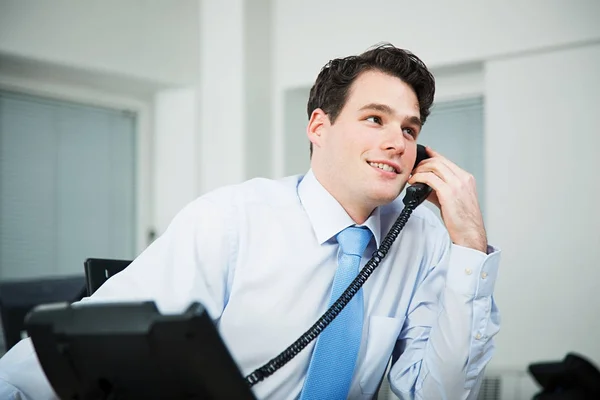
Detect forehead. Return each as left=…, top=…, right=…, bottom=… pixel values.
left=345, top=70, right=420, bottom=115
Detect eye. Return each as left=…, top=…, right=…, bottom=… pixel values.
left=366, top=115, right=383, bottom=125
left=403, top=127, right=417, bottom=139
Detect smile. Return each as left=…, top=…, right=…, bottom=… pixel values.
left=368, top=162, right=398, bottom=174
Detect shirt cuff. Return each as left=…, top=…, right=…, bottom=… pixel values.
left=445, top=243, right=501, bottom=297
left=0, top=376, right=22, bottom=400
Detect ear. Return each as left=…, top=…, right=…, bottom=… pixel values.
left=307, top=108, right=330, bottom=152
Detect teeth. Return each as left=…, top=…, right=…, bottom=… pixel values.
left=369, top=162, right=396, bottom=173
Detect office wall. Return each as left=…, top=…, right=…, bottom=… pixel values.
left=197, top=0, right=246, bottom=195
left=197, top=0, right=273, bottom=195
left=485, top=43, right=600, bottom=369
left=153, top=88, right=198, bottom=235
left=0, top=0, right=200, bottom=85
left=272, top=0, right=600, bottom=89
left=272, top=0, right=600, bottom=374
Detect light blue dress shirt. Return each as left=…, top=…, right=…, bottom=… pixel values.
left=0, top=169, right=501, bottom=400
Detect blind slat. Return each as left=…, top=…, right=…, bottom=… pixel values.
left=0, top=91, right=136, bottom=280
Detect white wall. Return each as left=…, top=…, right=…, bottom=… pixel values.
left=244, top=0, right=273, bottom=180
left=197, top=0, right=246, bottom=195
left=273, top=0, right=600, bottom=88
left=154, top=88, right=198, bottom=234
left=273, top=0, right=600, bottom=378
left=197, top=0, right=274, bottom=194
left=486, top=43, right=600, bottom=369
left=0, top=0, right=200, bottom=85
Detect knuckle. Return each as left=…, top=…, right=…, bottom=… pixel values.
left=463, top=174, right=475, bottom=187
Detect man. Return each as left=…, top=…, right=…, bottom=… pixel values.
left=0, top=43, right=500, bottom=399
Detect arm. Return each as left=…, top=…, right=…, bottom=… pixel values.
left=389, top=240, right=501, bottom=399
left=77, top=195, right=235, bottom=318
left=390, top=145, right=501, bottom=399
left=0, top=194, right=234, bottom=399
left=0, top=379, right=22, bottom=400
left=0, top=340, right=55, bottom=400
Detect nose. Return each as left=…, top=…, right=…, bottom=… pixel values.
left=380, top=126, right=406, bottom=155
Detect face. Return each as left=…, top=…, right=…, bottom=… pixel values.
left=308, top=70, right=422, bottom=223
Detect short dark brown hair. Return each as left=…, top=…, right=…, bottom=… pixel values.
left=307, top=43, right=435, bottom=157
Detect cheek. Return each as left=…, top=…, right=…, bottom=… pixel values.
left=328, top=126, right=373, bottom=165
left=357, top=135, right=380, bottom=160
left=404, top=149, right=417, bottom=170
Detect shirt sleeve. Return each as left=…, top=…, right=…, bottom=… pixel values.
left=0, top=339, right=57, bottom=400
left=77, top=195, right=235, bottom=318
left=0, top=378, right=23, bottom=400
left=0, top=194, right=235, bottom=398
left=388, top=237, right=502, bottom=400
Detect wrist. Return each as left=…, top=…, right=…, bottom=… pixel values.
left=452, top=232, right=487, bottom=253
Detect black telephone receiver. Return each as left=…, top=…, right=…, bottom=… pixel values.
left=404, top=144, right=433, bottom=206
left=245, top=145, right=434, bottom=387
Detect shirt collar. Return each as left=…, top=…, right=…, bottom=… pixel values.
left=297, top=169, right=381, bottom=247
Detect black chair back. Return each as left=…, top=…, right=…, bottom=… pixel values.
left=84, top=258, right=132, bottom=296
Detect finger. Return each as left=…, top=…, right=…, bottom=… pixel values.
left=408, top=171, right=451, bottom=203
left=413, top=158, right=461, bottom=186
left=413, top=157, right=458, bottom=177
left=420, top=150, right=471, bottom=181
left=420, top=147, right=475, bottom=188
left=425, top=146, right=440, bottom=158
left=424, top=146, right=452, bottom=166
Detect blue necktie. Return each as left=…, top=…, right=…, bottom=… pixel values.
left=300, top=226, right=373, bottom=400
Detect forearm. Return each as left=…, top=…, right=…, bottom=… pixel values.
left=0, top=376, right=26, bottom=400
left=389, top=245, right=501, bottom=400
left=417, top=289, right=498, bottom=399
left=0, top=339, right=57, bottom=400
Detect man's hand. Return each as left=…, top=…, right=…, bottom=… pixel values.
left=408, top=146, right=487, bottom=253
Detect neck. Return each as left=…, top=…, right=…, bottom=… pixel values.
left=340, top=202, right=373, bottom=225
left=312, top=168, right=375, bottom=225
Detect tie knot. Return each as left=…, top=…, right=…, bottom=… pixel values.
left=336, top=226, right=372, bottom=257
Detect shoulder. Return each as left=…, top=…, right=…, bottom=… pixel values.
left=161, top=175, right=303, bottom=237
left=206, top=175, right=303, bottom=205
left=178, top=175, right=304, bottom=217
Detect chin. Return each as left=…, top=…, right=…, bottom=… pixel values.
left=362, top=177, right=406, bottom=206
left=368, top=190, right=401, bottom=207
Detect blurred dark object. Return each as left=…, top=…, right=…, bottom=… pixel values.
left=0, top=275, right=87, bottom=351
left=84, top=258, right=132, bottom=296
left=25, top=301, right=256, bottom=400
left=528, top=352, right=600, bottom=399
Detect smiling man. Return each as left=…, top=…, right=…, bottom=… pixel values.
left=0, top=43, right=500, bottom=400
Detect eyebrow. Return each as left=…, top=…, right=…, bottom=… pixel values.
left=359, top=103, right=422, bottom=127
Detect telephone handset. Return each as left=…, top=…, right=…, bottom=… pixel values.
left=245, top=145, right=432, bottom=387
left=405, top=144, right=433, bottom=206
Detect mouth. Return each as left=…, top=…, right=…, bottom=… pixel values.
left=367, top=161, right=400, bottom=174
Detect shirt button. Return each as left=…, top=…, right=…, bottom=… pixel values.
left=481, top=272, right=488, bottom=279
left=465, top=268, right=472, bottom=275
left=475, top=333, right=482, bottom=340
